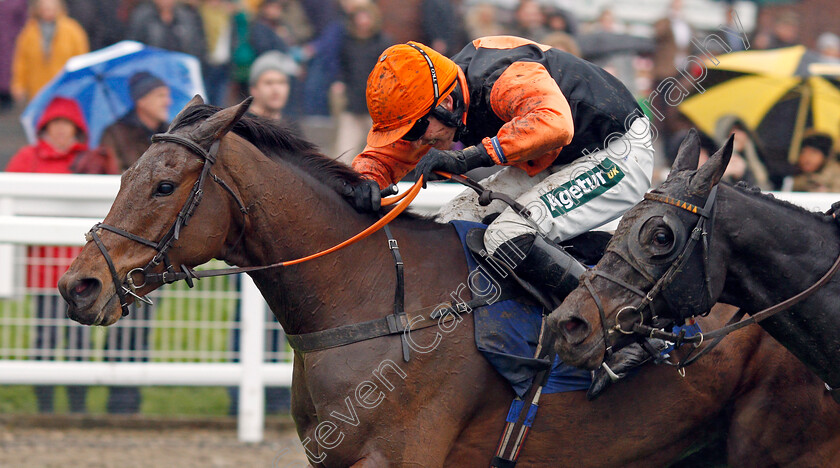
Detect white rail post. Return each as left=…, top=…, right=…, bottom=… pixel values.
left=238, top=273, right=266, bottom=442
left=0, top=197, right=15, bottom=298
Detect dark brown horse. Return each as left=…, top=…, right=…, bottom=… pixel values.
left=549, top=130, right=840, bottom=465
left=59, top=99, right=840, bottom=466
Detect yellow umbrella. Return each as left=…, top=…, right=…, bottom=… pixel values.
left=680, top=46, right=840, bottom=163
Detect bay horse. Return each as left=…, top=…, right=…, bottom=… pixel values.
left=58, top=99, right=840, bottom=466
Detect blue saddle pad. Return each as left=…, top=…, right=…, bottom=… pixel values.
left=449, top=220, right=592, bottom=397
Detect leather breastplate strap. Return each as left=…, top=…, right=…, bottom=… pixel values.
left=284, top=296, right=506, bottom=354
left=383, top=224, right=411, bottom=362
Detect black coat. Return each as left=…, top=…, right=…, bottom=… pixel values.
left=337, top=31, right=394, bottom=115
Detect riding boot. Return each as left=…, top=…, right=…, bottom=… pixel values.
left=493, top=234, right=587, bottom=309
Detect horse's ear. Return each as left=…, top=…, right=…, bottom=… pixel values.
left=194, top=97, right=253, bottom=143
left=671, top=128, right=701, bottom=174
left=167, top=94, right=205, bottom=132
left=691, top=134, right=734, bottom=193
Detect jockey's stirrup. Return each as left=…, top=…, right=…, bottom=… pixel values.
left=494, top=234, right=586, bottom=309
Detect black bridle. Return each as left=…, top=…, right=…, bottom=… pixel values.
left=581, top=185, right=719, bottom=359
left=581, top=182, right=840, bottom=371
left=86, top=132, right=248, bottom=318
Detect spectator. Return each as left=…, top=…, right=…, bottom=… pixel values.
left=722, top=5, right=747, bottom=52
left=246, top=0, right=292, bottom=56
left=586, top=8, right=624, bottom=34
left=714, top=116, right=771, bottom=189
left=331, top=2, right=393, bottom=163
left=653, top=0, right=692, bottom=73
left=0, top=0, right=28, bottom=111
left=100, top=71, right=171, bottom=171
left=543, top=6, right=578, bottom=37
left=65, top=0, right=124, bottom=50
left=763, top=11, right=799, bottom=50
left=420, top=0, right=465, bottom=56
left=5, top=96, right=94, bottom=413
left=298, top=0, right=344, bottom=116
left=817, top=32, right=840, bottom=63
left=651, top=0, right=693, bottom=161
left=7, top=97, right=94, bottom=173
left=229, top=7, right=256, bottom=97
left=247, top=51, right=299, bottom=125
left=199, top=0, right=238, bottom=106
left=510, top=0, right=548, bottom=42
left=464, top=3, right=504, bottom=41
left=234, top=0, right=302, bottom=113
left=793, top=132, right=840, bottom=193
left=11, top=0, right=89, bottom=103
left=128, top=0, right=206, bottom=61
left=541, top=32, right=581, bottom=58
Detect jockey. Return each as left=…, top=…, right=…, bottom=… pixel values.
left=347, top=36, right=654, bottom=307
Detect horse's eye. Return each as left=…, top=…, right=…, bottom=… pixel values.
left=653, top=229, right=673, bottom=247
left=155, top=181, right=176, bottom=196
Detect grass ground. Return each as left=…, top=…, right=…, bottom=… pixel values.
left=0, top=385, right=233, bottom=416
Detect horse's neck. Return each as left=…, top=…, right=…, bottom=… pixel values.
left=221, top=151, right=466, bottom=335
left=717, top=185, right=840, bottom=385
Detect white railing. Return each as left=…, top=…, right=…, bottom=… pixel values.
left=2, top=173, right=838, bottom=443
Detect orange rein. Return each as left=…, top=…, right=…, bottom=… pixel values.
left=278, top=174, right=434, bottom=267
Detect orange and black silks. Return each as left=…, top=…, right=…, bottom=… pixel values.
left=353, top=36, right=643, bottom=189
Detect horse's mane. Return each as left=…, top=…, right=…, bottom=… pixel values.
left=732, top=181, right=834, bottom=224
left=169, top=104, right=364, bottom=191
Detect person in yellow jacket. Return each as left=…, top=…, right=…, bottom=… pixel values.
left=11, top=0, right=89, bottom=102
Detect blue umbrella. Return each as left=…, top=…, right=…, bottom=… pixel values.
left=21, top=40, right=205, bottom=147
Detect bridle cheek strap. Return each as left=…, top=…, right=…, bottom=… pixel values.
left=86, top=133, right=243, bottom=316
left=584, top=186, right=719, bottom=356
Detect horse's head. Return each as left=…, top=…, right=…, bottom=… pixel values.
left=58, top=96, right=253, bottom=326
left=547, top=129, right=734, bottom=369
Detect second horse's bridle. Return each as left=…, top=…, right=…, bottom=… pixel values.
left=581, top=185, right=719, bottom=359
left=580, top=182, right=840, bottom=373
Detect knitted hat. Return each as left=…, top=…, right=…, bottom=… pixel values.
left=129, top=71, right=167, bottom=102
left=801, top=132, right=834, bottom=159
left=248, top=51, right=300, bottom=86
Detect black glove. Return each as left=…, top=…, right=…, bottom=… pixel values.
left=586, top=338, right=669, bottom=401
left=344, top=179, right=382, bottom=212
left=414, top=145, right=494, bottom=187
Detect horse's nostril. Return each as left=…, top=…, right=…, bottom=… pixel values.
left=565, top=317, right=584, bottom=333
left=559, top=316, right=591, bottom=345
left=68, top=278, right=101, bottom=311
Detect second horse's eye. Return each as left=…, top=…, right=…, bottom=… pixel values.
left=155, top=181, right=176, bottom=196
left=653, top=230, right=672, bottom=247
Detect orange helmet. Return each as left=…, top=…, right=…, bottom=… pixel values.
left=366, top=41, right=461, bottom=147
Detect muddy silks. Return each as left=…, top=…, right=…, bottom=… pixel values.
left=352, top=35, right=642, bottom=188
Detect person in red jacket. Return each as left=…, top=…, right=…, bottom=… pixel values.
left=347, top=36, right=655, bottom=307
left=7, top=96, right=91, bottom=173
left=5, top=95, right=91, bottom=413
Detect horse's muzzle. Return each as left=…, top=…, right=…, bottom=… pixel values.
left=58, top=275, right=102, bottom=323
left=547, top=309, right=592, bottom=347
